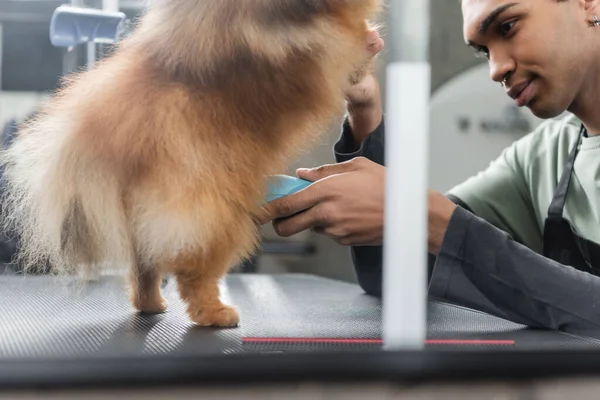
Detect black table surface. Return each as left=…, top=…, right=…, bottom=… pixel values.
left=2, top=273, right=600, bottom=390
left=0, top=272, right=599, bottom=359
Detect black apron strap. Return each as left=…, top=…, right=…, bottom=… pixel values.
left=547, top=124, right=586, bottom=220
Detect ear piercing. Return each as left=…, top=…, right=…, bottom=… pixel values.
left=594, top=15, right=600, bottom=26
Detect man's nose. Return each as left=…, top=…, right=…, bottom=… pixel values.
left=489, top=50, right=515, bottom=84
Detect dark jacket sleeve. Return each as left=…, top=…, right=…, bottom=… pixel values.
left=334, top=116, right=385, bottom=165
left=333, top=115, right=600, bottom=335
left=334, top=116, right=438, bottom=295
left=333, top=116, right=386, bottom=295
left=430, top=206, right=600, bottom=335
left=334, top=116, right=436, bottom=295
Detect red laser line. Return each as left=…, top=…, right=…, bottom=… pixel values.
left=426, top=339, right=514, bottom=345
left=242, top=338, right=515, bottom=345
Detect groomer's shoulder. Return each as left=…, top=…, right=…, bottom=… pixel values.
left=513, top=112, right=582, bottom=174
left=449, top=112, right=581, bottom=200
left=446, top=113, right=580, bottom=251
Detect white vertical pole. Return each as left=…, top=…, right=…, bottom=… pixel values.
left=102, top=0, right=120, bottom=58
left=68, top=0, right=95, bottom=70
left=0, top=23, right=3, bottom=91
left=383, top=0, right=430, bottom=350
left=86, top=0, right=120, bottom=70
left=86, top=43, right=96, bottom=70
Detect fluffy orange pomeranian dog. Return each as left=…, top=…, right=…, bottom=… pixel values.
left=0, top=0, right=382, bottom=327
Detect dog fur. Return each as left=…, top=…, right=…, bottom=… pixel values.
left=0, top=0, right=382, bottom=326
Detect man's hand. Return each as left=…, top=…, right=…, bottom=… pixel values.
left=346, top=30, right=384, bottom=106
left=259, top=157, right=384, bottom=246
left=259, top=158, right=458, bottom=254
left=345, top=30, right=384, bottom=150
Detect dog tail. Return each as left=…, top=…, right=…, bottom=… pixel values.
left=0, top=106, right=133, bottom=277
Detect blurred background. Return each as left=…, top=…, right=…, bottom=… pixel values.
left=0, top=0, right=546, bottom=281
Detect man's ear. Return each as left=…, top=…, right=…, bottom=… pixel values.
left=583, top=0, right=600, bottom=13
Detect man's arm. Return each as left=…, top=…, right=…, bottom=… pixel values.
left=333, top=118, right=600, bottom=333
left=331, top=104, right=539, bottom=296
left=430, top=205, right=600, bottom=334
left=333, top=116, right=386, bottom=295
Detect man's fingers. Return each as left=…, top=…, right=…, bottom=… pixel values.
left=257, top=184, right=322, bottom=225
left=368, top=38, right=384, bottom=57
left=366, top=30, right=384, bottom=56
left=272, top=205, right=330, bottom=237
left=310, top=229, right=372, bottom=247
left=297, top=159, right=362, bottom=181
left=367, top=30, right=379, bottom=46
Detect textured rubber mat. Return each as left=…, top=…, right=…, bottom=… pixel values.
left=0, top=273, right=598, bottom=358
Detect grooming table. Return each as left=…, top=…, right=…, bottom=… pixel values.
left=2, top=273, right=600, bottom=392
left=0, top=273, right=599, bottom=359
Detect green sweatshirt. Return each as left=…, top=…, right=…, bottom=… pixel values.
left=448, top=113, right=600, bottom=252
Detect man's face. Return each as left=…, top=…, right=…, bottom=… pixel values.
left=461, top=0, right=598, bottom=119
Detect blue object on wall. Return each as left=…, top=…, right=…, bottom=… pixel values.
left=49, top=5, right=126, bottom=47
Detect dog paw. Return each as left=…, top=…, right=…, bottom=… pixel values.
left=133, top=297, right=169, bottom=314
left=189, top=305, right=239, bottom=327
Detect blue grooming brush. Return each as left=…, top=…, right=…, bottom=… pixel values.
left=266, top=175, right=312, bottom=203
